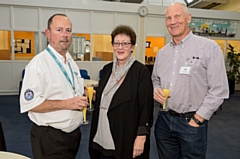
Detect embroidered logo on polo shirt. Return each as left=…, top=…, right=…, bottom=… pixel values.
left=74, top=72, right=78, bottom=76
left=24, top=89, right=34, bottom=101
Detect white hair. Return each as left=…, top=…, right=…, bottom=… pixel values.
left=165, top=2, right=190, bottom=15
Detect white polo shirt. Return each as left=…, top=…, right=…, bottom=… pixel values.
left=20, top=45, right=84, bottom=133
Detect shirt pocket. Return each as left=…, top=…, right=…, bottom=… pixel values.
left=184, top=57, right=201, bottom=75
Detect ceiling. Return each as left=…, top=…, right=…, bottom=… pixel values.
left=212, top=0, right=240, bottom=12
left=102, top=0, right=240, bottom=12
left=142, top=0, right=240, bottom=12
left=142, top=0, right=186, bottom=6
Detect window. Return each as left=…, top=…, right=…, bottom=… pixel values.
left=145, top=36, right=165, bottom=64
left=92, top=34, right=113, bottom=61
left=70, top=33, right=90, bottom=61
left=214, top=39, right=227, bottom=54
left=228, top=40, right=240, bottom=53
left=14, top=31, right=37, bottom=60
left=0, top=30, right=11, bottom=60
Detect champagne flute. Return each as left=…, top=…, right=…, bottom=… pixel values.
left=162, top=89, right=170, bottom=110
left=82, top=95, right=89, bottom=125
left=87, top=86, right=94, bottom=111
left=82, top=107, right=89, bottom=124
left=161, top=82, right=170, bottom=111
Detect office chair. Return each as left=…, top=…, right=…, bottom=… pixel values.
left=80, top=69, right=90, bottom=79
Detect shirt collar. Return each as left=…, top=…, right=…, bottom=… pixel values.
left=170, top=31, right=193, bottom=47
left=47, top=44, right=72, bottom=63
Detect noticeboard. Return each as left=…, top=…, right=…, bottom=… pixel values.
left=189, top=18, right=237, bottom=37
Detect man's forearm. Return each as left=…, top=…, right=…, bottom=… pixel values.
left=30, top=99, right=67, bottom=113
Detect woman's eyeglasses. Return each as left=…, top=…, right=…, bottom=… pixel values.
left=113, top=42, right=131, bottom=48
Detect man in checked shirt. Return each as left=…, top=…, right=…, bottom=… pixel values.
left=152, top=2, right=229, bottom=159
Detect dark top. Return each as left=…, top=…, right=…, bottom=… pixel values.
left=89, top=61, right=154, bottom=159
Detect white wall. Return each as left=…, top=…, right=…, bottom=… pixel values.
left=142, top=0, right=186, bottom=5
left=0, top=0, right=240, bottom=95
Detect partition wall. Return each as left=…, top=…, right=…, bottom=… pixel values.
left=0, top=0, right=240, bottom=95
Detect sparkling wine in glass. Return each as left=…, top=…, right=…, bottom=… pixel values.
left=82, top=107, right=89, bottom=125
left=162, top=89, right=170, bottom=110
left=161, top=82, right=170, bottom=111
left=87, top=86, right=94, bottom=111
left=82, top=95, right=89, bottom=125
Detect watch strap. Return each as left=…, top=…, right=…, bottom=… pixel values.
left=192, top=115, right=202, bottom=125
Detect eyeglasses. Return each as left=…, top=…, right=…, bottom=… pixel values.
left=113, top=42, right=131, bottom=48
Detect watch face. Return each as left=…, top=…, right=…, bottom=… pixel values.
left=138, top=6, right=148, bottom=17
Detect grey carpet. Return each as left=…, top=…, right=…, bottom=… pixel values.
left=0, top=91, right=239, bottom=158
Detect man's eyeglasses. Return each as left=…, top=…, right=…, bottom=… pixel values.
left=113, top=42, right=131, bottom=48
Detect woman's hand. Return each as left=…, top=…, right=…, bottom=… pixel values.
left=132, top=135, right=146, bottom=158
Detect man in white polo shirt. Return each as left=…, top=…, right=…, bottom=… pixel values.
left=20, top=13, right=88, bottom=159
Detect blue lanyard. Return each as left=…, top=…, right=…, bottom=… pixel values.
left=46, top=47, right=75, bottom=93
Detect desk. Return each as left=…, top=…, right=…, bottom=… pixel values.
left=84, top=79, right=98, bottom=87
left=0, top=151, right=31, bottom=159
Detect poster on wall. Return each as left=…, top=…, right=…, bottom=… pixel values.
left=14, top=39, right=31, bottom=54
left=189, top=18, right=237, bottom=37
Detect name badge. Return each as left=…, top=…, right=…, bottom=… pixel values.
left=179, top=66, right=191, bottom=74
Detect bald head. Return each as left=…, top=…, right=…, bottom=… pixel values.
left=165, top=2, right=190, bottom=16
left=165, top=2, right=192, bottom=44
